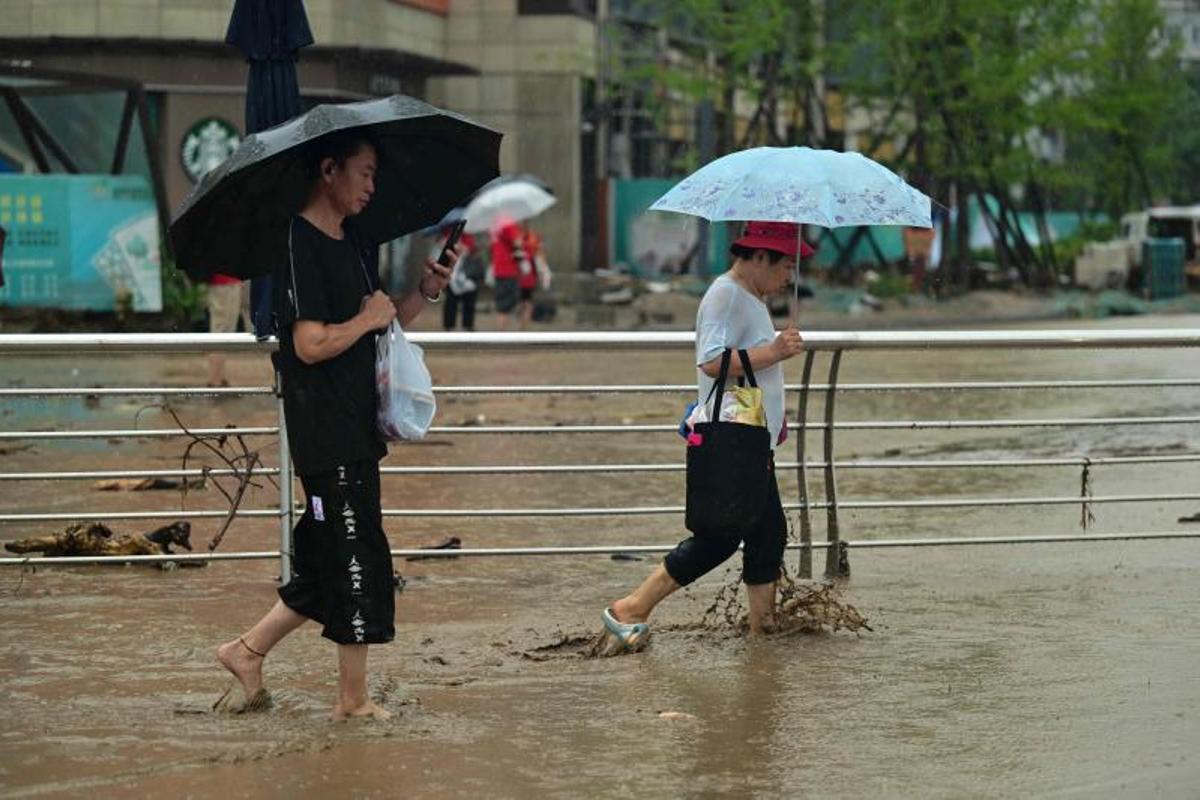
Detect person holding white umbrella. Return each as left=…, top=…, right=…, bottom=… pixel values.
left=602, top=221, right=810, bottom=650
left=601, top=146, right=929, bottom=651
left=464, top=176, right=555, bottom=329
left=489, top=216, right=527, bottom=330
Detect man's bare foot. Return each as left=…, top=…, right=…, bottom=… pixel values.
left=748, top=614, right=779, bottom=635
left=332, top=699, right=393, bottom=722
left=216, top=637, right=264, bottom=699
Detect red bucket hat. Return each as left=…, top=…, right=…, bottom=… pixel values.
left=733, top=221, right=816, bottom=258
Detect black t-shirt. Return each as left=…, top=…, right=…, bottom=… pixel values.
left=275, top=215, right=387, bottom=476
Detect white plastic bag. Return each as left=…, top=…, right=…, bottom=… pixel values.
left=375, top=320, right=436, bottom=441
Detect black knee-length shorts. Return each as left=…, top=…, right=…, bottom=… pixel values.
left=663, top=463, right=786, bottom=586
left=277, top=460, right=395, bottom=645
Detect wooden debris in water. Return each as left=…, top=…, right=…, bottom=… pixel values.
left=703, top=569, right=872, bottom=635
left=4, top=521, right=193, bottom=558
left=92, top=477, right=205, bottom=492
left=404, top=536, right=462, bottom=561
left=212, top=686, right=273, bottom=714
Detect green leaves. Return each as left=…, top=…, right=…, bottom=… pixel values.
left=833, top=0, right=1189, bottom=215
left=609, top=0, right=1195, bottom=279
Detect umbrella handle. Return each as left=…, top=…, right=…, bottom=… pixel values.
left=791, top=225, right=804, bottom=329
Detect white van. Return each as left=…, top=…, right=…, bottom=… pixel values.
left=1122, top=206, right=1200, bottom=267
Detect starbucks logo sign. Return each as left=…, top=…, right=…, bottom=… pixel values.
left=180, top=118, right=241, bottom=183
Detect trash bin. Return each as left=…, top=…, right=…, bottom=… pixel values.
left=1141, top=237, right=1186, bottom=300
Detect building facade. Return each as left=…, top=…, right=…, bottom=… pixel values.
left=0, top=0, right=601, bottom=274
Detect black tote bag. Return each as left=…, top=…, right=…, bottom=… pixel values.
left=685, top=348, right=772, bottom=536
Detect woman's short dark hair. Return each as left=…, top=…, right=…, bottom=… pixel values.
left=730, top=243, right=790, bottom=264
left=304, top=131, right=379, bottom=180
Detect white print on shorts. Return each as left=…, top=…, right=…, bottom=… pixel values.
left=311, top=496, right=324, bottom=521
left=342, top=501, right=357, bottom=540
left=350, top=608, right=366, bottom=642
left=348, top=554, right=364, bottom=594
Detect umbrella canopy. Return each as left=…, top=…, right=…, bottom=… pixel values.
left=649, top=146, right=932, bottom=229
left=464, top=180, right=556, bottom=233
left=476, top=172, right=555, bottom=196
left=423, top=173, right=553, bottom=235
left=170, top=95, right=502, bottom=281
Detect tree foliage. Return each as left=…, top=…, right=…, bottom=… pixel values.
left=617, top=0, right=1198, bottom=286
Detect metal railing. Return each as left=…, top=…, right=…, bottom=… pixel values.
left=2, top=330, right=1199, bottom=580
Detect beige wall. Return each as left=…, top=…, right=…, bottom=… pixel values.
left=444, top=5, right=594, bottom=77
left=1, top=0, right=233, bottom=40
left=306, top=0, right=446, bottom=60
left=430, top=71, right=585, bottom=276
left=3, top=0, right=598, bottom=271
left=430, top=7, right=597, bottom=273
left=0, top=0, right=447, bottom=52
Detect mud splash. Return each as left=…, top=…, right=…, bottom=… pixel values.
left=520, top=572, right=871, bottom=662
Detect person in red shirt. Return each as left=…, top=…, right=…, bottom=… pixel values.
left=490, top=217, right=523, bottom=330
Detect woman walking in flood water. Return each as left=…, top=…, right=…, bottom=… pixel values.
left=600, top=221, right=809, bottom=651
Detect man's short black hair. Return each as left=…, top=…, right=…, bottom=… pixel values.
left=305, top=131, right=379, bottom=180
left=730, top=243, right=790, bottom=264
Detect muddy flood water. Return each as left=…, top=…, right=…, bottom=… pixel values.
left=1, top=316, right=1199, bottom=798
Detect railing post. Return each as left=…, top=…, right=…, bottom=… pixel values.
left=796, top=350, right=816, bottom=579
left=275, top=371, right=294, bottom=585
left=823, top=350, right=848, bottom=579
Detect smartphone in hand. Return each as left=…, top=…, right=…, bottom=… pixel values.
left=437, top=220, right=468, bottom=267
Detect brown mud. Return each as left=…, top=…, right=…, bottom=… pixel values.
left=1, top=315, right=1198, bottom=797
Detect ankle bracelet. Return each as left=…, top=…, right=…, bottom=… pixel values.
left=239, top=636, right=267, bottom=658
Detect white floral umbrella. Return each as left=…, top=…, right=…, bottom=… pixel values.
left=464, top=181, right=557, bottom=233
left=650, top=146, right=931, bottom=228
left=651, top=146, right=931, bottom=320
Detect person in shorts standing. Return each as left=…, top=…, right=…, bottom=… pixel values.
left=205, top=273, right=249, bottom=387
left=215, top=130, right=457, bottom=720
left=599, top=221, right=810, bottom=651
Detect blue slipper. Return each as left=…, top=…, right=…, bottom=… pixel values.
left=602, top=607, right=650, bottom=650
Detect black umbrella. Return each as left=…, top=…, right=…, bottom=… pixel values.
left=169, top=95, right=502, bottom=281
left=225, top=0, right=312, bottom=336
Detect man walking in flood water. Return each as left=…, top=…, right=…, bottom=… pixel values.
left=215, top=131, right=457, bottom=719
left=601, top=221, right=809, bottom=651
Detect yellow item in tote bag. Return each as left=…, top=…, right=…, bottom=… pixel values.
left=718, top=384, right=765, bottom=427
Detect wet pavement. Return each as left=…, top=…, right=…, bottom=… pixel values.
left=1, top=316, right=1198, bottom=798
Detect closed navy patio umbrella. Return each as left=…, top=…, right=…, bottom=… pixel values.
left=225, top=0, right=313, bottom=337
